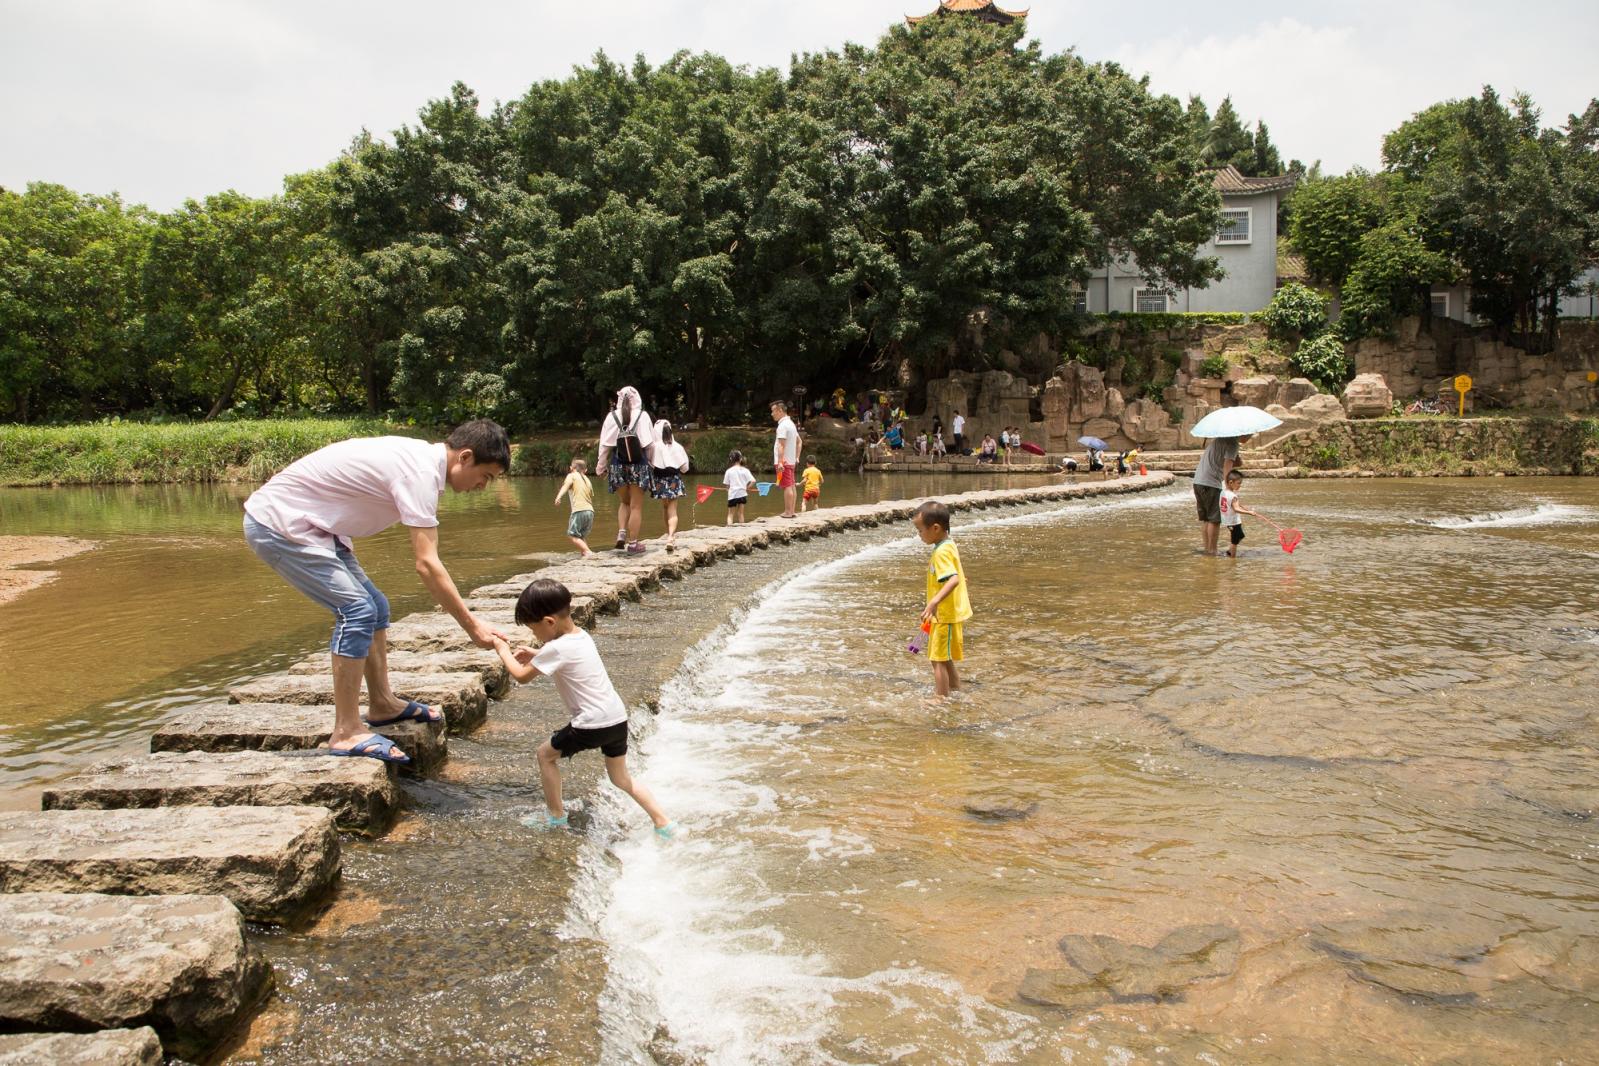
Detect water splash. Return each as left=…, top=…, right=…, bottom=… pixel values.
left=1428, top=503, right=1596, bottom=529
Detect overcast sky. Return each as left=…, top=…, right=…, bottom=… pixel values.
left=3, top=0, right=1594, bottom=211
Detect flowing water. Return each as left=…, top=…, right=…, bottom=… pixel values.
left=4, top=474, right=1599, bottom=1064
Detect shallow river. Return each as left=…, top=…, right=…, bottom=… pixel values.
left=3, top=474, right=1598, bottom=1064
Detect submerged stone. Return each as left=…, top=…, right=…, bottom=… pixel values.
left=962, top=800, right=1040, bottom=822
left=227, top=672, right=487, bottom=735
left=0, top=893, right=270, bottom=1062
left=0, top=1028, right=163, bottom=1066
left=1309, top=914, right=1499, bottom=1001
left=151, top=702, right=446, bottom=778
left=42, top=750, right=399, bottom=836
left=0, top=806, right=340, bottom=925
left=1020, top=924, right=1240, bottom=1010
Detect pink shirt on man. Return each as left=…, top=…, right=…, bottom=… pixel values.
left=244, top=437, right=446, bottom=551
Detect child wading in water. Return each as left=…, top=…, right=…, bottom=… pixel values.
left=492, top=579, right=676, bottom=837
left=913, top=501, right=972, bottom=696
left=723, top=450, right=756, bottom=524
left=555, top=458, right=596, bottom=557
left=800, top=457, right=824, bottom=511
left=1221, top=469, right=1258, bottom=558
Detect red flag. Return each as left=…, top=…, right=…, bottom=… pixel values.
left=695, top=484, right=717, bottom=504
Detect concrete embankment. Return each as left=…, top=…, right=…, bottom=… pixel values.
left=0, top=471, right=1172, bottom=1059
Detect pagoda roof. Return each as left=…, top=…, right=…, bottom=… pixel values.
left=1212, top=165, right=1297, bottom=195
left=907, top=1, right=1029, bottom=26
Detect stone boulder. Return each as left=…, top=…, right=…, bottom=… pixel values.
left=1119, top=399, right=1172, bottom=446
left=1342, top=373, right=1394, bottom=418
left=1230, top=376, right=1278, bottom=409
left=1291, top=393, right=1348, bottom=423
left=1104, top=387, right=1125, bottom=419
left=1081, top=418, right=1121, bottom=444
left=0, top=893, right=271, bottom=1061
left=1019, top=924, right=1240, bottom=1010
left=1280, top=377, right=1319, bottom=408
left=0, top=1029, right=163, bottom=1066
left=805, top=415, right=852, bottom=441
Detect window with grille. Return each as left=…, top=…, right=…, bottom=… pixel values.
left=1072, top=289, right=1089, bottom=314
left=1430, top=293, right=1449, bottom=318
left=1216, top=208, right=1252, bottom=244
left=1134, top=288, right=1170, bottom=313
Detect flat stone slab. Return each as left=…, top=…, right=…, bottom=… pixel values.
left=0, top=893, right=269, bottom=1061
left=151, top=703, right=446, bottom=778
left=0, top=1028, right=162, bottom=1066
left=0, top=807, right=339, bottom=925
left=287, top=649, right=510, bottom=700
left=1019, top=924, right=1240, bottom=1011
left=228, top=672, right=487, bottom=735
left=383, top=609, right=556, bottom=653
left=42, top=750, right=400, bottom=836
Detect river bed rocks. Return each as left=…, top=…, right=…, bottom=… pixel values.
left=0, top=1028, right=163, bottom=1066
left=42, top=751, right=399, bottom=836
left=0, top=807, right=340, bottom=925
left=1018, top=924, right=1241, bottom=1010
left=0, top=893, right=270, bottom=1061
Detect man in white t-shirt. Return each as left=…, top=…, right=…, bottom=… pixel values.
left=771, top=400, right=802, bottom=518
left=951, top=411, right=966, bottom=455
left=242, top=420, right=510, bottom=764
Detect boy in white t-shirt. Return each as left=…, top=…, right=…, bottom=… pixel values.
left=1221, top=469, right=1258, bottom=558
left=492, top=578, right=676, bottom=837
left=723, top=450, right=757, bottom=525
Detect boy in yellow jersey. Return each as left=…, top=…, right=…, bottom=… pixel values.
left=912, top=500, right=972, bottom=696
left=800, top=457, right=824, bottom=511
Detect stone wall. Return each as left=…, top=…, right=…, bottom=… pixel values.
left=1269, top=416, right=1599, bottom=475
left=1353, top=318, right=1599, bottom=411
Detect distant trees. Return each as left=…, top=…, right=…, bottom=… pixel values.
left=2, top=17, right=1242, bottom=426
left=1289, top=87, right=1599, bottom=351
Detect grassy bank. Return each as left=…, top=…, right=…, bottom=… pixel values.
left=0, top=419, right=409, bottom=486
left=1, top=420, right=864, bottom=486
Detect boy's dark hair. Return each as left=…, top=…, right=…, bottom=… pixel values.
left=728, top=449, right=744, bottom=465
left=446, top=419, right=511, bottom=471
left=1226, top=469, right=1244, bottom=481
left=915, top=500, right=952, bottom=532
left=805, top=456, right=816, bottom=465
left=515, top=578, right=572, bottom=625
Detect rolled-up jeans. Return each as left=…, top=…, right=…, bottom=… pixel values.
left=243, top=514, right=390, bottom=659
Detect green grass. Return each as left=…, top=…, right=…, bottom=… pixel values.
left=0, top=418, right=410, bottom=486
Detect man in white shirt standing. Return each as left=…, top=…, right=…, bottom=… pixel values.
left=242, top=420, right=511, bottom=764
left=951, top=410, right=966, bottom=455
left=771, top=400, right=802, bottom=518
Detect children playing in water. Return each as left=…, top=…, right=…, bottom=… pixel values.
left=492, top=578, right=676, bottom=838
left=1221, top=469, right=1258, bottom=558
left=801, top=457, right=824, bottom=511
left=913, top=501, right=972, bottom=697
left=555, top=458, right=596, bottom=557
left=724, top=450, right=756, bottom=524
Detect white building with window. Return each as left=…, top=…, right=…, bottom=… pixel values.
left=1431, top=264, right=1599, bottom=324
left=1075, top=166, right=1296, bottom=314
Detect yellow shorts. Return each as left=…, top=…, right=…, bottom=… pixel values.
left=929, top=622, right=964, bottom=663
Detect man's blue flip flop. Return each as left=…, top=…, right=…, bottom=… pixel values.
left=365, top=700, right=441, bottom=727
left=328, top=734, right=411, bottom=764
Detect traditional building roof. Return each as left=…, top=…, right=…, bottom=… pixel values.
left=907, top=1, right=1029, bottom=26
left=1212, top=165, right=1297, bottom=195
left=1277, top=251, right=1309, bottom=284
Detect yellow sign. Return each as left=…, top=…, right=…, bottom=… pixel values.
left=1454, top=374, right=1473, bottom=393
left=1589, top=372, right=1597, bottom=383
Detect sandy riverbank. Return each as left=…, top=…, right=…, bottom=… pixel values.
left=0, top=536, right=95, bottom=606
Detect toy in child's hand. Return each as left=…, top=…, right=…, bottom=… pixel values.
left=907, top=621, right=932, bottom=655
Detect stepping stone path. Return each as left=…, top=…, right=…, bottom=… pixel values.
left=0, top=1028, right=163, bottom=1066
left=227, top=671, right=488, bottom=735
left=0, top=893, right=269, bottom=1061
left=0, top=472, right=1173, bottom=1053
left=42, top=750, right=400, bottom=836
left=151, top=702, right=447, bottom=778
left=0, top=807, right=340, bottom=925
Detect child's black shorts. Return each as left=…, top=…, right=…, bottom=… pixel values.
left=1230, top=525, right=1245, bottom=545
left=551, top=721, right=629, bottom=758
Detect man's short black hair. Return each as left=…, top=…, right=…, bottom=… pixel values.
left=770, top=400, right=787, bottom=412
left=446, top=419, right=511, bottom=471
left=515, top=578, right=572, bottom=625
left=914, top=500, right=951, bottom=532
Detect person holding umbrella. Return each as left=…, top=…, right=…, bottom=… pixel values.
left=1078, top=435, right=1108, bottom=477
left=1188, top=406, right=1281, bottom=556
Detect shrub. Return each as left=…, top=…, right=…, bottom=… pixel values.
left=1292, top=333, right=1351, bottom=390
left=1259, top=282, right=1331, bottom=340
left=1307, top=442, right=1345, bottom=469
left=1199, top=354, right=1230, bottom=379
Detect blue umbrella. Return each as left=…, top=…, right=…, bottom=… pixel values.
left=1077, top=435, right=1108, bottom=450
left=1190, top=405, right=1283, bottom=439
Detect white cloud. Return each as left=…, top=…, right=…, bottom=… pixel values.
left=1, top=1, right=1594, bottom=207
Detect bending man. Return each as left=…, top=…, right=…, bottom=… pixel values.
left=242, top=420, right=511, bottom=762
